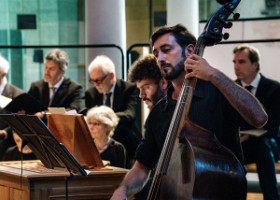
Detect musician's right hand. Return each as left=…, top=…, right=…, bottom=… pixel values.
left=240, top=134, right=250, bottom=143
left=0, top=130, right=7, bottom=140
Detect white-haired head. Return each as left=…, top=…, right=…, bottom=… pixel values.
left=86, top=105, right=119, bottom=138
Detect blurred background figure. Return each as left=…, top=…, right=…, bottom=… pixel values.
left=128, top=54, right=169, bottom=200
left=0, top=55, right=24, bottom=160
left=28, top=48, right=82, bottom=119
left=233, top=43, right=280, bottom=200
left=128, top=54, right=168, bottom=109
left=86, top=105, right=130, bottom=169
left=2, top=132, right=36, bottom=161
left=85, top=55, right=141, bottom=164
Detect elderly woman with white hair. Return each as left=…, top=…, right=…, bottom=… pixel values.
left=86, top=105, right=130, bottom=169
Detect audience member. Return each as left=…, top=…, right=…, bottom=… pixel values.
left=2, top=132, right=36, bottom=161
left=128, top=54, right=168, bottom=199
left=85, top=55, right=141, bottom=162
left=128, top=54, right=168, bottom=109
left=111, top=24, right=267, bottom=200
left=233, top=43, right=280, bottom=200
left=86, top=105, right=130, bottom=169
left=27, top=48, right=82, bottom=118
left=0, top=55, right=24, bottom=160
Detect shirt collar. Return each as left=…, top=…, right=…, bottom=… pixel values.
left=110, top=82, right=116, bottom=93
left=103, top=82, right=116, bottom=96
left=0, top=77, right=7, bottom=95
left=241, top=73, right=261, bottom=89
left=49, top=77, right=64, bottom=89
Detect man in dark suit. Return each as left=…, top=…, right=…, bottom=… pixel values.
left=85, top=55, right=141, bottom=162
left=28, top=49, right=82, bottom=118
left=233, top=44, right=280, bottom=200
left=0, top=55, right=24, bottom=160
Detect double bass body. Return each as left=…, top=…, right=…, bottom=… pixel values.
left=158, top=120, right=247, bottom=200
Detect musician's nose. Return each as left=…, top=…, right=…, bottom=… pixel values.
left=157, top=51, right=166, bottom=62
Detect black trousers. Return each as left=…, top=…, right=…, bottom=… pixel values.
left=242, top=137, right=279, bottom=200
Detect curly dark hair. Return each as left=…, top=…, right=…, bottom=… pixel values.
left=150, top=24, right=197, bottom=49
left=128, top=54, right=162, bottom=83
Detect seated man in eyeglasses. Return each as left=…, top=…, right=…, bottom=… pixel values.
left=84, top=55, right=141, bottom=166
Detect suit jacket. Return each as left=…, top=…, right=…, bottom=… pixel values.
left=27, top=78, right=82, bottom=111
left=1, top=83, right=24, bottom=100
left=237, top=74, right=280, bottom=138
left=85, top=79, right=141, bottom=159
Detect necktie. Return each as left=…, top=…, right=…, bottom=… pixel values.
left=245, top=85, right=253, bottom=93
left=105, top=92, right=112, bottom=107
left=49, top=87, right=56, bottom=106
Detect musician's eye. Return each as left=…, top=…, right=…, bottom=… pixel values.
left=153, top=51, right=158, bottom=58
left=161, top=47, right=171, bottom=54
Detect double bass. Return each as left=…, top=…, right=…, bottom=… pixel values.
left=147, top=0, right=247, bottom=199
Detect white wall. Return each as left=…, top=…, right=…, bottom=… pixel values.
left=201, top=19, right=280, bottom=82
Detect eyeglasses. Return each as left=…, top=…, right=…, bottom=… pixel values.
left=88, top=122, right=103, bottom=127
left=89, top=74, right=108, bottom=84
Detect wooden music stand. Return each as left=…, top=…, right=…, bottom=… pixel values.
left=47, top=114, right=104, bottom=169
left=0, top=114, right=90, bottom=176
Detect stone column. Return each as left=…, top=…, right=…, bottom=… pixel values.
left=167, top=0, right=199, bottom=37
left=85, top=0, right=126, bottom=81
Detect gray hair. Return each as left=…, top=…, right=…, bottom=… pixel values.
left=45, top=49, right=69, bottom=71
left=86, top=105, right=119, bottom=138
left=0, top=55, right=9, bottom=74
left=88, top=55, right=115, bottom=75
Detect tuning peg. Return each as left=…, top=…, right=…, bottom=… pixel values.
left=224, top=4, right=240, bottom=20
left=233, top=13, right=240, bottom=20
left=223, top=33, right=230, bottom=40
left=224, top=22, right=232, bottom=29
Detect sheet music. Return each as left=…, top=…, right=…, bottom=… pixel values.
left=48, top=107, right=66, bottom=114
left=3, top=93, right=47, bottom=114
left=0, top=95, right=12, bottom=108
left=240, top=129, right=267, bottom=137
left=48, top=107, right=77, bottom=114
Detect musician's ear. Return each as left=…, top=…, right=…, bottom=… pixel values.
left=185, top=44, right=195, bottom=56
left=159, top=78, right=169, bottom=93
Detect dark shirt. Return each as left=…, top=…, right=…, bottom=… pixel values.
left=135, top=79, right=243, bottom=170
left=100, top=139, right=130, bottom=169
left=2, top=146, right=37, bottom=161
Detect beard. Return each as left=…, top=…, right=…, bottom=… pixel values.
left=161, top=57, right=185, bottom=81
left=95, top=84, right=109, bottom=94
left=142, top=85, right=166, bottom=109
left=151, top=85, right=165, bottom=105
left=96, top=87, right=104, bottom=94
